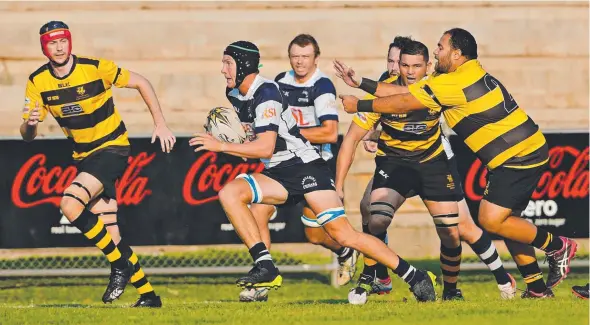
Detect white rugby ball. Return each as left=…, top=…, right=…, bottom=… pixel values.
left=205, top=107, right=247, bottom=144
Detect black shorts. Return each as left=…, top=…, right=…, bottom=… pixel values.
left=261, top=159, right=335, bottom=206
left=484, top=163, right=547, bottom=216
left=372, top=155, right=462, bottom=202
left=76, top=147, right=129, bottom=200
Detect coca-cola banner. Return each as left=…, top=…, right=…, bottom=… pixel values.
left=0, top=137, right=344, bottom=248
left=450, top=132, right=589, bottom=238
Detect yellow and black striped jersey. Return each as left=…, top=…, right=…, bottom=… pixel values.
left=353, top=76, right=444, bottom=163
left=23, top=55, right=131, bottom=160
left=408, top=59, right=547, bottom=170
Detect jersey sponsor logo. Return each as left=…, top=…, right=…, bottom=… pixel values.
left=60, top=103, right=83, bottom=117
left=291, top=107, right=309, bottom=126
left=302, top=175, right=318, bottom=189
left=263, top=107, right=276, bottom=119
left=58, top=82, right=70, bottom=89
left=49, top=31, right=65, bottom=37
left=46, top=95, right=59, bottom=101
left=403, top=123, right=428, bottom=133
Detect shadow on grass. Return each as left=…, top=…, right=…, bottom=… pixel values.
left=0, top=272, right=332, bottom=290
left=289, top=299, right=348, bottom=305
left=36, top=304, right=90, bottom=308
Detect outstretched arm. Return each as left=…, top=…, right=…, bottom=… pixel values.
left=126, top=71, right=176, bottom=153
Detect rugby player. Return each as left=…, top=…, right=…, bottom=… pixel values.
left=336, top=40, right=465, bottom=303
left=239, top=34, right=357, bottom=302
left=336, top=39, right=515, bottom=303
left=190, top=41, right=437, bottom=302
left=20, top=21, right=175, bottom=307
left=338, top=28, right=577, bottom=298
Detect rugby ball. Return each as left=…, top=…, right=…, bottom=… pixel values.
left=205, top=107, right=247, bottom=143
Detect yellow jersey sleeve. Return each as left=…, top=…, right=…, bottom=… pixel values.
left=98, top=58, right=131, bottom=88
left=22, top=80, right=48, bottom=122
left=352, top=112, right=380, bottom=131
left=353, top=75, right=396, bottom=128
left=408, top=74, right=466, bottom=112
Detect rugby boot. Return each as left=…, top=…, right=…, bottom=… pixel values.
left=102, top=259, right=134, bottom=303
left=409, top=270, right=437, bottom=302
left=571, top=284, right=589, bottom=300
left=521, top=288, right=555, bottom=299
left=442, top=288, right=465, bottom=301
left=131, top=294, right=162, bottom=308
left=239, top=287, right=270, bottom=302
left=236, top=262, right=282, bottom=289
left=545, top=236, right=578, bottom=288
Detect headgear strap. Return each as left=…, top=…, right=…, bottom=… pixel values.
left=223, top=41, right=260, bottom=88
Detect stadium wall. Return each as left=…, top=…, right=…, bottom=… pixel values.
left=0, top=1, right=587, bottom=258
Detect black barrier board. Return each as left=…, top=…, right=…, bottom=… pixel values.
left=0, top=137, right=340, bottom=248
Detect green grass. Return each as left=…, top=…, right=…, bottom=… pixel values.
left=0, top=263, right=588, bottom=325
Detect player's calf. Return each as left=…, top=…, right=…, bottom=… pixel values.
left=432, top=212, right=463, bottom=298
left=221, top=174, right=284, bottom=289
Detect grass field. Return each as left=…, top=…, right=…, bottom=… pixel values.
left=0, top=261, right=588, bottom=325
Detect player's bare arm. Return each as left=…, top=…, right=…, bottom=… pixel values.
left=125, top=71, right=176, bottom=153
left=339, top=93, right=425, bottom=114
left=190, top=131, right=277, bottom=159
left=298, top=120, right=338, bottom=143
left=333, top=59, right=408, bottom=98
left=20, top=101, right=40, bottom=142
left=334, top=123, right=368, bottom=200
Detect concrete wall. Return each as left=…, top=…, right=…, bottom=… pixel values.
left=0, top=1, right=587, bottom=256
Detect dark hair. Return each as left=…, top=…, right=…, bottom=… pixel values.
left=444, top=28, right=478, bottom=60
left=288, top=34, right=320, bottom=57
left=388, top=36, right=413, bottom=53
left=400, top=40, right=429, bottom=62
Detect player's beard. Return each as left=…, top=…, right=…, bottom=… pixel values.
left=434, top=54, right=451, bottom=74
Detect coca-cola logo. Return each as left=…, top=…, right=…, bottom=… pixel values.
left=183, top=151, right=264, bottom=205
left=11, top=152, right=155, bottom=208
left=465, top=146, right=589, bottom=202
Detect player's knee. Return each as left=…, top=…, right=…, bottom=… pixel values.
left=60, top=189, right=89, bottom=219
left=478, top=214, right=502, bottom=234
left=368, top=201, right=394, bottom=234
left=219, top=181, right=250, bottom=205
left=367, top=215, right=391, bottom=235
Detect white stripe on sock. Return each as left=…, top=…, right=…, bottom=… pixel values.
left=402, top=266, right=415, bottom=280
left=488, top=257, right=503, bottom=271
left=339, top=247, right=350, bottom=257
left=255, top=255, right=273, bottom=263
left=480, top=243, right=496, bottom=260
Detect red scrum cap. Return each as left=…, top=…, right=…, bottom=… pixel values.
left=39, top=21, right=72, bottom=59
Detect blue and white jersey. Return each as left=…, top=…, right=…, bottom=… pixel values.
left=226, top=75, right=320, bottom=169
left=275, top=69, right=338, bottom=161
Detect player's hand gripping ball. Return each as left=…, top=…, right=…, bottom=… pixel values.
left=204, top=107, right=247, bottom=143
